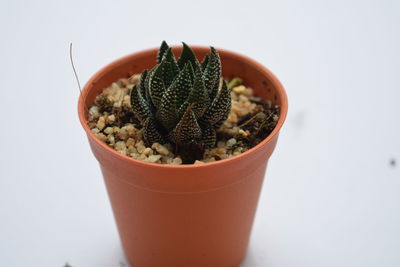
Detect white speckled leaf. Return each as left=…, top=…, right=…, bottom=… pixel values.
left=139, top=69, right=148, bottom=100
left=166, top=63, right=193, bottom=109
left=201, top=80, right=231, bottom=125
left=203, top=47, right=221, bottom=100
left=202, top=123, right=217, bottom=148
left=177, top=42, right=199, bottom=70
left=130, top=85, right=152, bottom=123
left=149, top=61, right=166, bottom=108
left=143, top=117, right=166, bottom=146
left=161, top=48, right=180, bottom=88
left=170, top=106, right=202, bottom=144
left=157, top=41, right=169, bottom=64
left=201, top=54, right=209, bottom=72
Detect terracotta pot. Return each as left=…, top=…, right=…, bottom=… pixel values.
left=78, top=46, right=288, bottom=267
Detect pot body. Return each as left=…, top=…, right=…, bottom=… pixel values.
left=79, top=46, right=287, bottom=267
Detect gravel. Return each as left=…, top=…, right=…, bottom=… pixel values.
left=87, top=73, right=278, bottom=164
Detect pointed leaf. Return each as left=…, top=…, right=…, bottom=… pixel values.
left=130, top=85, right=151, bottom=123
left=144, top=68, right=152, bottom=103
left=177, top=42, right=199, bottom=69
left=201, top=54, right=209, bottom=72
left=161, top=48, right=180, bottom=88
left=178, top=69, right=209, bottom=118
left=203, top=47, right=221, bottom=100
left=139, top=69, right=148, bottom=99
left=170, top=105, right=202, bottom=144
left=191, top=59, right=202, bottom=80
left=201, top=80, right=231, bottom=125
left=148, top=61, right=166, bottom=108
left=143, top=118, right=166, bottom=146
left=157, top=84, right=179, bottom=130
left=202, top=123, right=217, bottom=148
left=167, top=63, right=193, bottom=109
left=157, top=41, right=169, bottom=64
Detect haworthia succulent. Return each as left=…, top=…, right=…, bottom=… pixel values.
left=130, top=41, right=231, bottom=163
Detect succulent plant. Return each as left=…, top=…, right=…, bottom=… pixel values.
left=130, top=41, right=231, bottom=163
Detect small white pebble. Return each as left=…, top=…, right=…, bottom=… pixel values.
left=89, top=106, right=100, bottom=120
left=107, top=134, right=115, bottom=145
left=151, top=143, right=170, bottom=156
left=125, top=124, right=136, bottom=136
left=129, top=74, right=141, bottom=85
left=171, top=157, right=182, bottom=165
left=118, top=127, right=128, bottom=140
left=127, top=145, right=136, bottom=154
left=143, top=147, right=153, bottom=156
left=91, top=128, right=100, bottom=134
left=238, top=129, right=249, bottom=137
left=233, top=85, right=246, bottom=94
left=113, top=126, right=120, bottom=133
left=243, top=88, right=253, bottom=97
left=115, top=141, right=126, bottom=151
left=96, top=133, right=107, bottom=142
left=138, top=154, right=147, bottom=160
left=104, top=127, right=113, bottom=135
left=226, top=138, right=237, bottom=147
left=126, top=138, right=135, bottom=147
left=146, top=155, right=162, bottom=163
left=217, top=141, right=225, bottom=148
left=194, top=160, right=204, bottom=164
left=130, top=152, right=139, bottom=158
left=135, top=141, right=146, bottom=153
left=203, top=157, right=216, bottom=163
left=106, top=114, right=116, bottom=124
left=123, top=95, right=130, bottom=107
left=96, top=116, right=106, bottom=130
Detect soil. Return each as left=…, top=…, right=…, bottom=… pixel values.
left=87, top=74, right=280, bottom=164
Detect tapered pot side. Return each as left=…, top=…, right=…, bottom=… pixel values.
left=78, top=46, right=288, bottom=267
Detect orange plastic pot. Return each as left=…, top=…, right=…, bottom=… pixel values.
left=78, top=46, right=288, bottom=267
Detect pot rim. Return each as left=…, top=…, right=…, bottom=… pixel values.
left=78, top=45, right=288, bottom=169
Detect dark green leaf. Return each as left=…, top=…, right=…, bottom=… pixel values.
left=130, top=85, right=151, bottom=123
left=161, top=48, right=180, bottom=88
left=157, top=83, right=179, bottom=130
left=201, top=80, right=231, bottom=125
left=148, top=61, right=166, bottom=108
left=178, top=69, right=209, bottom=118
left=143, top=118, right=166, bottom=146
left=177, top=42, right=199, bottom=69
left=157, top=41, right=169, bottom=64
left=139, top=69, right=148, bottom=99
left=201, top=54, right=209, bottom=72
left=203, top=47, right=221, bottom=100
left=202, top=123, right=217, bottom=148
left=167, top=63, right=193, bottom=109
left=170, top=105, right=202, bottom=144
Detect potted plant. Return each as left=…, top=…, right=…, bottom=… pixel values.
left=78, top=41, right=288, bottom=267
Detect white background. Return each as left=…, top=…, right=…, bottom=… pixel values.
left=1, top=0, right=399, bottom=266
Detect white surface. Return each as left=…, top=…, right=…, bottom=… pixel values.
left=0, top=0, right=399, bottom=266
